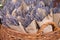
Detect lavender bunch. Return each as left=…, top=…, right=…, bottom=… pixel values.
left=1, top=0, right=55, bottom=34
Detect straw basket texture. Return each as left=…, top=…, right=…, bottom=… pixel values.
left=0, top=22, right=60, bottom=40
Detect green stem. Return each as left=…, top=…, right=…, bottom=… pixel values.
left=0, top=4, right=3, bottom=9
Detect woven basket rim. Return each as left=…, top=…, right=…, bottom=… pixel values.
left=1, top=22, right=60, bottom=39
left=1, top=22, right=60, bottom=36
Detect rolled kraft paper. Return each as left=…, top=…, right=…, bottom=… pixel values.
left=26, top=20, right=38, bottom=35
left=6, top=21, right=27, bottom=34
left=42, top=25, right=53, bottom=33
left=37, top=22, right=59, bottom=35
left=53, top=13, right=60, bottom=27
left=37, top=15, right=53, bottom=27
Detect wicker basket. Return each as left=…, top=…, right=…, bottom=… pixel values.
left=0, top=22, right=60, bottom=40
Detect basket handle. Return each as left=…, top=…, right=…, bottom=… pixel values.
left=37, top=22, right=60, bottom=35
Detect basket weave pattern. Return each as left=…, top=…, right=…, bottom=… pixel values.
left=0, top=22, right=60, bottom=40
